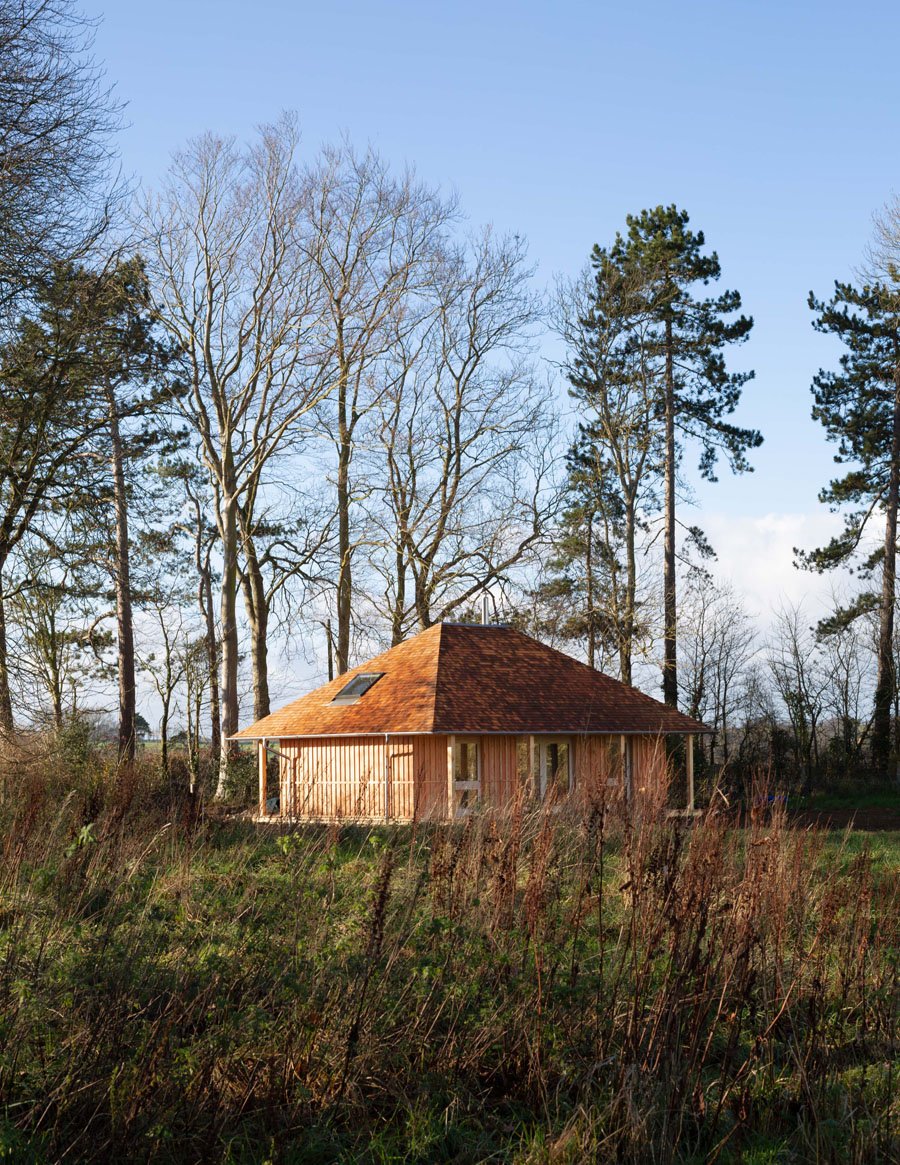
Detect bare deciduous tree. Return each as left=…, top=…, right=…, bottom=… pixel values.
left=0, top=0, right=121, bottom=310
left=305, top=144, right=457, bottom=671
left=369, top=229, right=553, bottom=639
left=141, top=115, right=330, bottom=791
left=768, top=602, right=828, bottom=790
left=680, top=575, right=757, bottom=767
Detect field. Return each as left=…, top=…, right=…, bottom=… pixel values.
left=0, top=762, right=897, bottom=1164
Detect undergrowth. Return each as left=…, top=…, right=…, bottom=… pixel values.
left=0, top=746, right=896, bottom=1163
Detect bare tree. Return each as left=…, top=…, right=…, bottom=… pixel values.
left=680, top=575, right=757, bottom=767
left=768, top=602, right=828, bottom=790
left=818, top=616, right=871, bottom=774
left=305, top=143, right=457, bottom=670
left=369, top=229, right=554, bottom=638
left=141, top=115, right=330, bottom=791
left=7, top=546, right=113, bottom=728
left=139, top=601, right=187, bottom=781
left=0, top=0, right=121, bottom=310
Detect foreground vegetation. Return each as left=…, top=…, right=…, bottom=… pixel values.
left=0, top=754, right=897, bottom=1164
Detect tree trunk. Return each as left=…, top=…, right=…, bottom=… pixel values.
left=0, top=575, right=14, bottom=733
left=336, top=455, right=352, bottom=672
left=239, top=535, right=270, bottom=722
left=216, top=486, right=240, bottom=797
left=391, top=525, right=407, bottom=647
left=106, top=386, right=136, bottom=764
left=873, top=363, right=900, bottom=773
left=335, top=324, right=352, bottom=675
left=199, top=557, right=221, bottom=762
left=585, top=509, right=595, bottom=670
left=160, top=695, right=170, bottom=780
left=662, top=316, right=678, bottom=708
left=623, top=496, right=637, bottom=686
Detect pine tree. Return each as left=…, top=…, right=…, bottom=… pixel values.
left=613, top=206, right=759, bottom=707
left=538, top=442, right=654, bottom=681
left=0, top=258, right=177, bottom=756
left=555, top=244, right=662, bottom=683
left=800, top=280, right=900, bottom=774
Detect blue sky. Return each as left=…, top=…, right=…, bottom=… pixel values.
left=87, top=0, right=900, bottom=619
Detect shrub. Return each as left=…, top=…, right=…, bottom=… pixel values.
left=0, top=761, right=896, bottom=1163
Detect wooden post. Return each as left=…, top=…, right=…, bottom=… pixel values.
left=686, top=734, right=695, bottom=813
left=258, top=739, right=267, bottom=818
left=447, top=735, right=455, bottom=821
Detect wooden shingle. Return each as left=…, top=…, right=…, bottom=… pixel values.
left=233, top=623, right=707, bottom=739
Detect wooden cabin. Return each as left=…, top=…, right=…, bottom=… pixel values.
left=233, top=622, right=707, bottom=821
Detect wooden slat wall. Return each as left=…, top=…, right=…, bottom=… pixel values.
left=573, top=734, right=617, bottom=796
left=279, top=736, right=384, bottom=819
left=411, top=735, right=449, bottom=819
left=631, top=735, right=668, bottom=798
left=480, top=735, right=518, bottom=807
left=388, top=739, right=415, bottom=820
left=276, top=731, right=671, bottom=820
left=278, top=735, right=450, bottom=821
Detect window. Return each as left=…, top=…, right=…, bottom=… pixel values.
left=330, top=672, right=384, bottom=705
left=452, top=737, right=480, bottom=816
left=606, top=736, right=624, bottom=791
left=534, top=737, right=573, bottom=799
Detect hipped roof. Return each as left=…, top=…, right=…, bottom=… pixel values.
left=233, top=622, right=707, bottom=740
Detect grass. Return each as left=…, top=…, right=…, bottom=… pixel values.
left=0, top=755, right=897, bottom=1163
left=802, top=786, right=900, bottom=811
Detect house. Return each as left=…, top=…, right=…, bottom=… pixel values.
left=233, top=622, right=707, bottom=821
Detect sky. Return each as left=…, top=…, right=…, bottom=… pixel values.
left=80, top=0, right=900, bottom=699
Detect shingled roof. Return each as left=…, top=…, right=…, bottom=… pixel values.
left=233, top=623, right=707, bottom=739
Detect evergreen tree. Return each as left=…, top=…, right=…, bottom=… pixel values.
left=555, top=244, right=662, bottom=683
left=800, top=280, right=900, bottom=774
left=612, top=206, right=759, bottom=707
left=0, top=258, right=177, bottom=755
left=537, top=443, right=653, bottom=680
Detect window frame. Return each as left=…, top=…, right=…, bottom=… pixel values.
left=451, top=735, right=481, bottom=817
left=329, top=671, right=385, bottom=706
left=535, top=735, right=574, bottom=799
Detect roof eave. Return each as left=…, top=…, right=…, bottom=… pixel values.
left=229, top=724, right=711, bottom=741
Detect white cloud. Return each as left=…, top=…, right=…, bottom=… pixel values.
left=701, top=509, right=854, bottom=625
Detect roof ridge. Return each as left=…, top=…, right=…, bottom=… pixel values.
left=430, top=620, right=449, bottom=733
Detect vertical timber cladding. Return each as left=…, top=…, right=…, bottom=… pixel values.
left=631, top=734, right=668, bottom=797
left=274, top=732, right=670, bottom=820
left=411, top=735, right=451, bottom=819
left=573, top=734, right=623, bottom=797
left=277, top=735, right=449, bottom=821
left=278, top=736, right=385, bottom=819
left=479, top=736, right=518, bottom=807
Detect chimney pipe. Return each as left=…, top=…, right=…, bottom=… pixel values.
left=481, top=593, right=490, bottom=625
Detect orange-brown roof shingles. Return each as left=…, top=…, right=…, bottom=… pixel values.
left=232, top=622, right=443, bottom=739
left=233, top=622, right=707, bottom=740
left=432, top=624, right=705, bottom=735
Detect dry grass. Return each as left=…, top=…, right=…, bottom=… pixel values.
left=0, top=753, right=896, bottom=1163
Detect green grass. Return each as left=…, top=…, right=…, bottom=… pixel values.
left=803, top=786, right=900, bottom=810
left=0, top=768, right=897, bottom=1163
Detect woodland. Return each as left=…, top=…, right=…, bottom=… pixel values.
left=0, top=5, right=897, bottom=1164
left=1, top=0, right=900, bottom=804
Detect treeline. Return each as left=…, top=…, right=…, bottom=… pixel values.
left=1, top=0, right=899, bottom=794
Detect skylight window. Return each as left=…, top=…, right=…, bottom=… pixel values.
left=330, top=672, right=384, bottom=705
